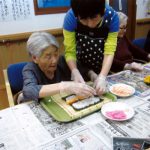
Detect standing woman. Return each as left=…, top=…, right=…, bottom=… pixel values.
left=63, top=0, right=119, bottom=95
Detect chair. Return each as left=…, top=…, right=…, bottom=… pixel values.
left=133, top=30, right=150, bottom=53
left=132, top=38, right=146, bottom=49
left=132, top=38, right=148, bottom=64
left=3, top=62, right=27, bottom=107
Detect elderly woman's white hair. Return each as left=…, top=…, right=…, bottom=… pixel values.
left=27, top=31, right=59, bottom=57
left=117, top=11, right=128, bottom=25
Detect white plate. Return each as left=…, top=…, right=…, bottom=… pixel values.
left=109, top=83, right=135, bottom=97
left=101, top=102, right=135, bottom=121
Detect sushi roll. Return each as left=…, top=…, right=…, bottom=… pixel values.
left=62, top=94, right=87, bottom=105
left=72, top=96, right=102, bottom=110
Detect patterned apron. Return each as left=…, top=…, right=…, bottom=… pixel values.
left=76, top=20, right=109, bottom=74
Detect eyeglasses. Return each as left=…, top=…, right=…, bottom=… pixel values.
left=119, top=26, right=127, bottom=30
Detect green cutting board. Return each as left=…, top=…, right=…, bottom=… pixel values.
left=40, top=93, right=116, bottom=122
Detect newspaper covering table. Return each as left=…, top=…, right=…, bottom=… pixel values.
left=0, top=66, right=150, bottom=150
left=107, top=69, right=150, bottom=100
left=0, top=96, right=150, bottom=150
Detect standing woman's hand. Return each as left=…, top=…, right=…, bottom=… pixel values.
left=93, top=75, right=108, bottom=96
left=88, top=70, right=98, bottom=82
left=71, top=68, right=85, bottom=83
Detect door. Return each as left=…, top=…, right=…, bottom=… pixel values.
left=109, top=0, right=136, bottom=40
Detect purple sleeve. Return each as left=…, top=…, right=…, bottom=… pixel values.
left=22, top=64, right=42, bottom=101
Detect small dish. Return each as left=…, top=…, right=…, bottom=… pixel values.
left=109, top=83, right=135, bottom=97
left=101, top=102, right=135, bottom=121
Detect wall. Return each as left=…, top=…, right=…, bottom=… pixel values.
left=135, top=23, right=150, bottom=38
left=135, top=0, right=150, bottom=38
left=136, top=0, right=150, bottom=19
left=0, top=0, right=65, bottom=36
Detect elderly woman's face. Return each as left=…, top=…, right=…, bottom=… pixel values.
left=34, top=45, right=59, bottom=79
left=118, top=22, right=127, bottom=38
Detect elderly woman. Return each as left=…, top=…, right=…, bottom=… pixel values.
left=20, top=32, right=95, bottom=102
left=111, top=12, right=150, bottom=72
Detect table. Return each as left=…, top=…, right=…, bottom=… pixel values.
left=1, top=67, right=150, bottom=150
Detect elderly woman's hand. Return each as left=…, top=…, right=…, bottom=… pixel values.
left=93, top=75, right=107, bottom=96
left=124, top=62, right=143, bottom=71
left=147, top=54, right=150, bottom=61
left=60, top=82, right=96, bottom=98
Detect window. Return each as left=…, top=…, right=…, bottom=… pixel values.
left=34, top=0, right=70, bottom=15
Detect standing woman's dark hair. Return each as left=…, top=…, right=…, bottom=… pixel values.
left=71, top=0, right=105, bottom=19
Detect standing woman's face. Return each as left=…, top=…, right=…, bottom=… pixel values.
left=79, top=14, right=102, bottom=28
